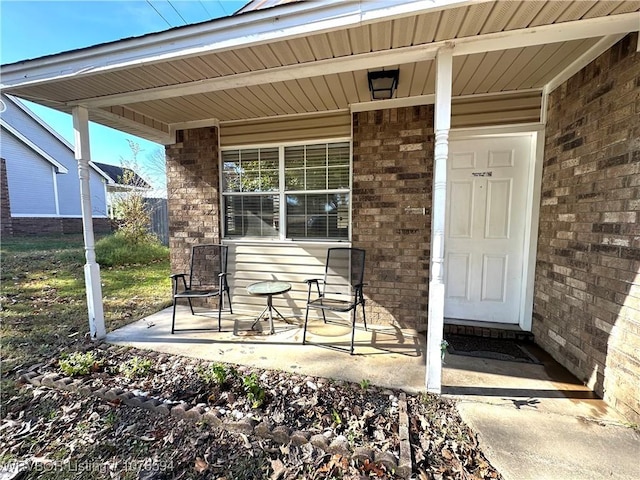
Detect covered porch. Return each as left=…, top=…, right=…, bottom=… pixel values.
left=2, top=0, right=639, bottom=421
left=106, top=303, right=620, bottom=422
left=107, top=305, right=427, bottom=391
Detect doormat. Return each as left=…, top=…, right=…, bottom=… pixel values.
left=444, top=333, right=542, bottom=364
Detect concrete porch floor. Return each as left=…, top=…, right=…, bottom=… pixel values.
left=107, top=307, right=639, bottom=480
left=107, top=305, right=427, bottom=392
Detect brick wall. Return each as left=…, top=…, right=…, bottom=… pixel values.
left=533, top=34, right=640, bottom=423
left=165, top=127, right=221, bottom=275
left=352, top=106, right=433, bottom=330
left=11, top=217, right=111, bottom=235
left=61, top=217, right=112, bottom=234
left=1, top=158, right=12, bottom=236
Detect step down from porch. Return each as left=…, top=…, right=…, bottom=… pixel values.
left=443, top=320, right=534, bottom=343
left=443, top=320, right=540, bottom=364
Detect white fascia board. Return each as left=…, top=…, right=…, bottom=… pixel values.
left=71, top=12, right=639, bottom=109
left=170, top=118, right=220, bottom=130
left=453, top=13, right=639, bottom=56
left=0, top=119, right=69, bottom=173
left=11, top=213, right=61, bottom=218
left=545, top=34, right=626, bottom=93
left=0, top=0, right=476, bottom=89
left=351, top=95, right=436, bottom=112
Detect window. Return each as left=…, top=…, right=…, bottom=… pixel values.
left=222, top=141, right=350, bottom=240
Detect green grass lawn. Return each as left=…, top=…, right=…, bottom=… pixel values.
left=0, top=234, right=171, bottom=375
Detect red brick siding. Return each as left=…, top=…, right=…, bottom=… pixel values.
left=165, top=127, right=221, bottom=275
left=1, top=158, right=12, bottom=236
left=534, top=34, right=640, bottom=423
left=352, top=106, right=433, bottom=329
left=62, top=218, right=112, bottom=234
left=10, top=217, right=111, bottom=235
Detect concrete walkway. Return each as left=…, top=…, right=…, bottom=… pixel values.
left=107, top=307, right=640, bottom=480
left=443, top=352, right=639, bottom=480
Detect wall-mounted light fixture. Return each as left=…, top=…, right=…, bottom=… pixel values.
left=367, top=69, right=399, bottom=100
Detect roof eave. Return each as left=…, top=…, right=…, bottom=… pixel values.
left=0, top=0, right=479, bottom=91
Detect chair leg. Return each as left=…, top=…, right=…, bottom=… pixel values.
left=321, top=309, right=327, bottom=324
left=350, top=308, right=357, bottom=355
left=187, top=298, right=195, bottom=315
left=171, top=299, right=177, bottom=334
left=226, top=290, right=233, bottom=314
left=217, top=295, right=222, bottom=332
left=361, top=301, right=367, bottom=331
left=302, top=307, right=310, bottom=345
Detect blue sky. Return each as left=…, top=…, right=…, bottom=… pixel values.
left=1, top=0, right=247, bottom=190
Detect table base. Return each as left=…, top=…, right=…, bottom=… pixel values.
left=251, top=294, right=287, bottom=334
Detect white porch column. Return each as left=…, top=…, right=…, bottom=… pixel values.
left=426, top=46, right=453, bottom=393
left=72, top=106, right=106, bottom=340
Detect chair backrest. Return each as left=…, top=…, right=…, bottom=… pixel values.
left=323, top=247, right=365, bottom=301
left=189, top=244, right=228, bottom=289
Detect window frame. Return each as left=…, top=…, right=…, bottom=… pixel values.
left=220, top=137, right=352, bottom=242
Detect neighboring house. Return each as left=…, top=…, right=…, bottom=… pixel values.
left=91, top=161, right=151, bottom=216
left=2, top=1, right=638, bottom=423
left=0, top=94, right=110, bottom=235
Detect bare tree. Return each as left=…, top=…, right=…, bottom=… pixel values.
left=111, top=140, right=155, bottom=244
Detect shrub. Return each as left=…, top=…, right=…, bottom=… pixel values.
left=59, top=352, right=100, bottom=376
left=119, top=356, right=154, bottom=379
left=198, top=362, right=236, bottom=386
left=95, top=233, right=168, bottom=266
left=242, top=373, right=266, bottom=408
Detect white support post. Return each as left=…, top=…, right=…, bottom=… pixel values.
left=72, top=106, right=106, bottom=340
left=426, top=46, right=453, bottom=393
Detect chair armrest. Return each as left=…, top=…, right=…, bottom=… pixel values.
left=170, top=273, right=187, bottom=279
left=217, top=272, right=230, bottom=278
left=304, top=278, right=321, bottom=284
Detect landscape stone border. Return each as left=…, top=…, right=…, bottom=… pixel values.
left=18, top=370, right=413, bottom=478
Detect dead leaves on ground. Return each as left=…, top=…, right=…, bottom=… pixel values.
left=2, top=348, right=502, bottom=480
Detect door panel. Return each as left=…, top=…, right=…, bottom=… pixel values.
left=485, top=179, right=512, bottom=239
left=449, top=181, right=474, bottom=238
left=445, top=135, right=532, bottom=324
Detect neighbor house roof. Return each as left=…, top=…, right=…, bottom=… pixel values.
left=91, top=162, right=151, bottom=189
left=1, top=93, right=113, bottom=181
left=1, top=1, right=638, bottom=144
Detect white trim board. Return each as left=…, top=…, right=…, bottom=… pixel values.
left=0, top=119, right=69, bottom=173
left=448, top=124, right=545, bottom=332
left=545, top=34, right=626, bottom=93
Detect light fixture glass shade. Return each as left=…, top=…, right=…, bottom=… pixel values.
left=367, top=69, right=399, bottom=100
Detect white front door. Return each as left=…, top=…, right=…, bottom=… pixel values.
left=444, top=135, right=533, bottom=324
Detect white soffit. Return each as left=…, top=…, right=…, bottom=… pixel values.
left=60, top=12, right=640, bottom=109
left=0, top=0, right=478, bottom=88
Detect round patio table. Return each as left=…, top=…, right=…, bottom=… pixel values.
left=247, top=281, right=292, bottom=334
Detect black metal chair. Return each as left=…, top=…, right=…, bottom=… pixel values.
left=302, top=247, right=366, bottom=354
left=170, top=244, right=232, bottom=333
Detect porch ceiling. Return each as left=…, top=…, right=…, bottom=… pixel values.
left=2, top=0, right=639, bottom=144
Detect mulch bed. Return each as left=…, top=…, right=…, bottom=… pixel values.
left=2, top=342, right=503, bottom=479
